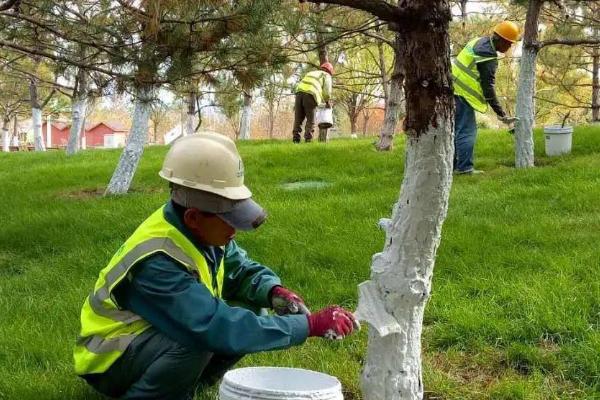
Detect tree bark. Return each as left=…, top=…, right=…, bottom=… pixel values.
left=514, top=0, right=543, bottom=168
left=185, top=91, right=197, bottom=136
left=238, top=92, right=252, bottom=140
left=355, top=2, right=454, bottom=400
left=67, top=69, right=88, bottom=155
left=105, top=86, right=153, bottom=195
left=592, top=45, right=599, bottom=123
left=376, top=34, right=405, bottom=151
left=2, top=117, right=9, bottom=152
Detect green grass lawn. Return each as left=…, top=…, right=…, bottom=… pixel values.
left=1, top=126, right=599, bottom=400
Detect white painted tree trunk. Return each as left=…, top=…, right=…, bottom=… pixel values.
left=238, top=93, right=252, bottom=140
left=357, top=116, right=453, bottom=400
left=105, top=87, right=153, bottom=195
left=2, top=118, right=9, bottom=152
left=67, top=97, right=87, bottom=155
left=32, top=107, right=45, bottom=151
left=514, top=46, right=537, bottom=168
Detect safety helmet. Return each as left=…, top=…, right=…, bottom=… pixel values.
left=320, top=62, right=334, bottom=75
left=493, top=21, right=520, bottom=43
left=159, top=132, right=251, bottom=200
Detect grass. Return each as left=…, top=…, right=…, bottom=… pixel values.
left=0, top=125, right=599, bottom=399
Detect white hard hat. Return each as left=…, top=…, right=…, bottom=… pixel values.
left=159, top=133, right=251, bottom=200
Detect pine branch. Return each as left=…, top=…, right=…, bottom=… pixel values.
left=0, top=0, right=18, bottom=12
left=540, top=38, right=600, bottom=48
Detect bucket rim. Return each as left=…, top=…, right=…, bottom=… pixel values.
left=222, top=367, right=342, bottom=394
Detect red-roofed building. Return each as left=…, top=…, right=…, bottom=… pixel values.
left=84, top=121, right=129, bottom=148
left=41, top=121, right=70, bottom=148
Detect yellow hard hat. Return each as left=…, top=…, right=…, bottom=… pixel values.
left=494, top=21, right=520, bottom=43
left=159, top=132, right=251, bottom=200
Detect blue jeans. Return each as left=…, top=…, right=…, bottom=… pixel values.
left=454, top=95, right=478, bottom=173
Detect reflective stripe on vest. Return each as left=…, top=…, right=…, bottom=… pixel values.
left=73, top=205, right=225, bottom=375
left=451, top=37, right=498, bottom=113
left=296, top=70, right=326, bottom=105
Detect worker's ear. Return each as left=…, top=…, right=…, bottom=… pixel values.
left=183, top=208, right=202, bottom=230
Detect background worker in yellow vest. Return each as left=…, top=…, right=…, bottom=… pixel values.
left=292, top=62, right=334, bottom=143
left=74, top=133, right=357, bottom=400
left=452, top=21, right=520, bottom=174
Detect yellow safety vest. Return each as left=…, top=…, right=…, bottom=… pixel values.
left=452, top=37, right=498, bottom=113
left=73, top=205, right=225, bottom=375
left=295, top=70, right=329, bottom=105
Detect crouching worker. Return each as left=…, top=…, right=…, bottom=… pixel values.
left=74, top=133, right=357, bottom=400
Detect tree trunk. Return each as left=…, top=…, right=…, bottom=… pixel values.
left=356, top=2, right=454, bottom=399
left=239, top=92, right=252, bottom=140
left=29, top=79, right=45, bottom=152
left=377, top=29, right=390, bottom=104
left=592, top=45, right=599, bottom=123
left=67, top=70, right=88, bottom=155
left=350, top=113, right=358, bottom=138
left=105, top=86, right=154, bottom=195
left=376, top=34, right=405, bottom=151
left=2, top=117, right=9, bottom=152
left=185, top=91, right=197, bottom=136
left=362, top=111, right=371, bottom=136
left=514, top=0, right=542, bottom=168
left=11, top=114, right=18, bottom=148
left=315, top=5, right=330, bottom=143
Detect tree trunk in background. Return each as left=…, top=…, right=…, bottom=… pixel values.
left=460, top=0, right=468, bottom=27
left=356, top=2, right=454, bottom=399
left=377, top=28, right=390, bottom=104
left=315, top=4, right=330, bottom=142
left=2, top=117, right=9, bottom=152
left=29, top=79, right=45, bottom=152
left=592, top=45, right=599, bottom=123
left=105, top=86, right=154, bottom=195
left=362, top=110, right=371, bottom=136
left=376, top=34, right=405, bottom=151
left=239, top=92, right=252, bottom=140
left=350, top=112, right=358, bottom=138
left=11, top=114, right=18, bottom=147
left=185, top=91, right=197, bottom=136
left=514, top=0, right=542, bottom=168
left=67, top=69, right=88, bottom=155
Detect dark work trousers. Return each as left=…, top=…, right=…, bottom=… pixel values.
left=453, top=95, right=478, bottom=173
left=292, top=92, right=318, bottom=143
left=82, top=328, right=243, bottom=400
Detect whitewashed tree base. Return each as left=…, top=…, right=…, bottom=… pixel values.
left=514, top=47, right=537, bottom=168
left=32, top=107, right=45, bottom=152
left=357, top=118, right=453, bottom=400
left=105, top=87, right=153, bottom=195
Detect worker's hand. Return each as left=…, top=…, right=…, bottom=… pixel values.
left=499, top=115, right=518, bottom=125
left=325, top=101, right=332, bottom=109
left=307, top=306, right=357, bottom=340
left=270, top=286, right=310, bottom=315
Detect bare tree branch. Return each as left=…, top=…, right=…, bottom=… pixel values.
left=299, top=0, right=401, bottom=22
left=539, top=38, right=600, bottom=48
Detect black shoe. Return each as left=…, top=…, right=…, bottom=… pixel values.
left=292, top=138, right=301, bottom=144
left=305, top=138, right=312, bottom=143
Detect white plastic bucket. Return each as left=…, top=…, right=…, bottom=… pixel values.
left=544, top=125, right=573, bottom=156
left=316, top=108, right=334, bottom=129
left=219, top=367, right=343, bottom=400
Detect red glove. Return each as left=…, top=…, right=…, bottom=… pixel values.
left=307, top=306, right=357, bottom=340
left=270, top=286, right=310, bottom=315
